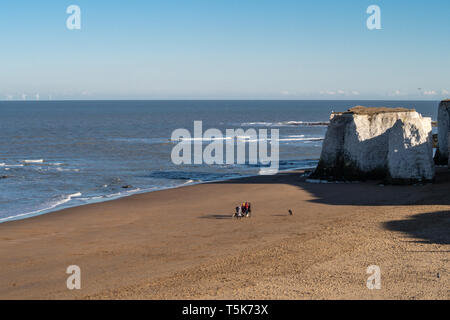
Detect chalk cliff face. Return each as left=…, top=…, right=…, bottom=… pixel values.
left=435, top=100, right=450, bottom=165
left=312, top=106, right=435, bottom=183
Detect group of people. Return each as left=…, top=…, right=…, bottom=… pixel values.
left=234, top=202, right=252, bottom=218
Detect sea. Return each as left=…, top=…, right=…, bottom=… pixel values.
left=0, top=100, right=439, bottom=223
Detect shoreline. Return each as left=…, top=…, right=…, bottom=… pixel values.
left=0, top=165, right=318, bottom=225
left=0, top=168, right=448, bottom=299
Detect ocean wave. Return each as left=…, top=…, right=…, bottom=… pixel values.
left=2, top=161, right=65, bottom=168
left=0, top=164, right=24, bottom=168
left=277, top=137, right=324, bottom=142
left=241, top=121, right=329, bottom=127
left=175, top=136, right=266, bottom=143
left=26, top=166, right=80, bottom=173
left=283, top=121, right=329, bottom=126
left=0, top=192, right=82, bottom=223
left=148, top=170, right=240, bottom=181
left=172, top=135, right=324, bottom=143
left=56, top=167, right=80, bottom=172
left=111, top=137, right=170, bottom=145
left=22, top=159, right=44, bottom=164
left=240, top=122, right=273, bottom=127
left=77, top=188, right=142, bottom=202
left=172, top=137, right=233, bottom=142
left=0, top=160, right=319, bottom=223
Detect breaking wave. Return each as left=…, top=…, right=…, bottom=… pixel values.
left=241, top=121, right=329, bottom=127
left=0, top=192, right=82, bottom=223
left=22, top=159, right=44, bottom=164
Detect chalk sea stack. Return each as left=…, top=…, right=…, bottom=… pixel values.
left=311, top=106, right=435, bottom=183
left=435, top=99, right=450, bottom=165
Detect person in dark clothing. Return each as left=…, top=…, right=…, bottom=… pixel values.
left=245, top=202, right=252, bottom=217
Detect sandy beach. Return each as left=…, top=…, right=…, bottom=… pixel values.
left=0, top=169, right=448, bottom=300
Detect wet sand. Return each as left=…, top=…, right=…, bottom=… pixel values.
left=0, top=169, right=448, bottom=299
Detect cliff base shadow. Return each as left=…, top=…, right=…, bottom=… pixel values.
left=383, top=210, right=450, bottom=245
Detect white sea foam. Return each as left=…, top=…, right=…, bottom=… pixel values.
left=69, top=192, right=82, bottom=198
left=79, top=196, right=104, bottom=201
left=241, top=121, right=329, bottom=127
left=22, top=159, right=44, bottom=164
left=277, top=137, right=324, bottom=142
left=174, top=137, right=233, bottom=142
left=241, top=122, right=273, bottom=126
left=198, top=136, right=324, bottom=143
left=171, top=134, right=323, bottom=143
left=56, top=167, right=80, bottom=172
left=78, top=188, right=142, bottom=202
left=0, top=192, right=82, bottom=223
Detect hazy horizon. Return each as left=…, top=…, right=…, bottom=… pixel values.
left=1, top=0, right=449, bottom=100
left=0, top=98, right=445, bottom=102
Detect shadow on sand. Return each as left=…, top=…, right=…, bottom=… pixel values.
left=211, top=168, right=450, bottom=207
left=199, top=214, right=233, bottom=220
left=383, top=210, right=450, bottom=246
left=209, top=167, right=450, bottom=245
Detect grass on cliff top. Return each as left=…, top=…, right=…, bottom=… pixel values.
left=343, top=106, right=416, bottom=115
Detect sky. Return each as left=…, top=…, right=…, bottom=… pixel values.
left=0, top=0, right=449, bottom=100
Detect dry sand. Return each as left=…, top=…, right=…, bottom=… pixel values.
left=0, top=169, right=448, bottom=300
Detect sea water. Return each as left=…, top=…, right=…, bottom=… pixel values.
left=0, top=100, right=438, bottom=222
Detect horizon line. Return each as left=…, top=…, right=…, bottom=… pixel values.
left=0, top=98, right=445, bottom=102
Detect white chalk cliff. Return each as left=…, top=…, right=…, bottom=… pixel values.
left=312, top=106, right=435, bottom=183
left=436, top=100, right=450, bottom=166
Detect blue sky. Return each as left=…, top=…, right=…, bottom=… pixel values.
left=0, top=0, right=449, bottom=100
